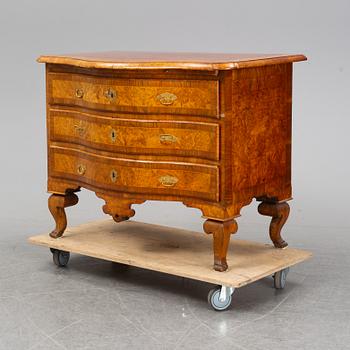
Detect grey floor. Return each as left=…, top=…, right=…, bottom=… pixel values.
left=1, top=217, right=349, bottom=350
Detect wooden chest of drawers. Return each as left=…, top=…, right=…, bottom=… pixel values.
left=38, top=51, right=306, bottom=271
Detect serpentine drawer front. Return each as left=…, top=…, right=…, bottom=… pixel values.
left=49, top=109, right=219, bottom=161
left=48, top=72, right=219, bottom=117
left=38, top=51, right=306, bottom=272
left=49, top=147, right=219, bottom=201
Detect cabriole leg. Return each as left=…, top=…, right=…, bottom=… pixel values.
left=48, top=193, right=79, bottom=238
left=258, top=201, right=290, bottom=248
left=203, top=219, right=238, bottom=272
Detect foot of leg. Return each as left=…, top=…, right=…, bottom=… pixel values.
left=48, top=193, right=79, bottom=238
left=257, top=201, right=290, bottom=248
left=203, top=219, right=238, bottom=272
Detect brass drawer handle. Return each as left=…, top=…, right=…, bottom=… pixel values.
left=159, top=175, right=178, bottom=187
left=110, top=169, right=118, bottom=182
left=75, top=88, right=84, bottom=98
left=110, top=129, right=117, bottom=142
left=160, top=134, right=178, bottom=145
left=156, top=92, right=177, bottom=105
left=77, top=164, right=86, bottom=175
left=74, top=122, right=86, bottom=136
left=105, top=88, right=117, bottom=101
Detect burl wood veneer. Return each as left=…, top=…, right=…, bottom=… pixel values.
left=38, top=51, right=307, bottom=271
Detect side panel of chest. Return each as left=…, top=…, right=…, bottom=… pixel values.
left=230, top=63, right=293, bottom=201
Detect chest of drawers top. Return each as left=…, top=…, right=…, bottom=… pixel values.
left=38, top=51, right=306, bottom=70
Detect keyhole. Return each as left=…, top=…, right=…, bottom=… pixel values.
left=105, top=88, right=117, bottom=101
left=110, top=169, right=118, bottom=182
left=110, top=129, right=117, bottom=142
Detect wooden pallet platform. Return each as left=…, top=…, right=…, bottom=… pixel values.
left=28, top=220, right=311, bottom=288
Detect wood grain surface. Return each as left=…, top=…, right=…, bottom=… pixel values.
left=49, top=146, right=219, bottom=201
left=48, top=72, right=219, bottom=117
left=230, top=63, right=293, bottom=203
left=28, top=220, right=312, bottom=288
left=49, top=108, right=219, bottom=161
left=38, top=51, right=306, bottom=70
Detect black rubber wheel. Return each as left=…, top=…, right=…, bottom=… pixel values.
left=50, top=248, right=56, bottom=254
left=273, top=267, right=290, bottom=289
left=52, top=250, right=70, bottom=267
left=207, top=286, right=232, bottom=311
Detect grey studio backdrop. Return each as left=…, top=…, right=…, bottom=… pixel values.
left=1, top=1, right=350, bottom=349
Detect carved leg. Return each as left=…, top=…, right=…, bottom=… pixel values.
left=48, top=193, right=79, bottom=238
left=203, top=219, right=238, bottom=272
left=258, top=201, right=290, bottom=248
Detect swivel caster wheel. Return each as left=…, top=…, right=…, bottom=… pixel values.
left=207, top=285, right=235, bottom=311
left=50, top=249, right=70, bottom=267
left=273, top=267, right=289, bottom=289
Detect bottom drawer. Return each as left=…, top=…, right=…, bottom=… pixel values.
left=49, top=148, right=219, bottom=201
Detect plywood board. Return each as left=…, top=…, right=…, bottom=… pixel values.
left=28, top=220, right=312, bottom=288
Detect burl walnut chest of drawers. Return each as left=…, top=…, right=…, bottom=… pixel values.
left=38, top=51, right=306, bottom=272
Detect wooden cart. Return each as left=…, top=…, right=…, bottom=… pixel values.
left=29, top=220, right=311, bottom=311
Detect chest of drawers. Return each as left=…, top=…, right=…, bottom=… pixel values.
left=38, top=51, right=306, bottom=271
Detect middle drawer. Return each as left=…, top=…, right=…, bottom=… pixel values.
left=49, top=109, right=219, bottom=161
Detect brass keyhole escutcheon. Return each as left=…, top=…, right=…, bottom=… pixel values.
left=159, top=175, right=178, bottom=187
left=110, top=169, right=118, bottom=182
left=110, top=129, right=117, bottom=142
left=156, top=92, right=177, bottom=105
left=77, top=164, right=86, bottom=176
left=75, top=88, right=84, bottom=99
left=74, top=122, right=86, bottom=137
left=105, top=88, right=117, bottom=101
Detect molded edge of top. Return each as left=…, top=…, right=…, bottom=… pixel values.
left=37, top=51, right=307, bottom=70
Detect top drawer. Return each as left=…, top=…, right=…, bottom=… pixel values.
left=47, top=73, right=219, bottom=118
